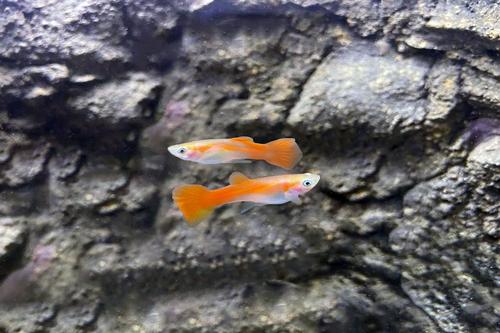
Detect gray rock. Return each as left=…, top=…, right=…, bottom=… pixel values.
left=468, top=136, right=500, bottom=166
left=0, top=64, right=69, bottom=100
left=0, top=0, right=129, bottom=65
left=287, top=41, right=430, bottom=136
left=462, top=66, right=500, bottom=111
left=0, top=132, right=28, bottom=164
left=0, top=142, right=51, bottom=187
left=121, top=176, right=158, bottom=213
left=48, top=146, right=84, bottom=180
left=68, top=72, right=162, bottom=129
left=0, top=188, right=38, bottom=217
left=404, top=1, right=500, bottom=52
left=396, top=163, right=499, bottom=332
left=0, top=218, right=26, bottom=264
left=183, top=14, right=287, bottom=73
left=49, top=155, right=128, bottom=211
left=286, top=40, right=458, bottom=200
left=426, top=59, right=461, bottom=122
left=123, top=0, right=179, bottom=66
left=336, top=200, right=401, bottom=235
left=315, top=149, right=381, bottom=197
left=213, top=99, right=286, bottom=135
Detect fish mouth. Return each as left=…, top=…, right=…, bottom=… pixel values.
left=311, top=174, right=320, bottom=183
left=167, top=145, right=178, bottom=155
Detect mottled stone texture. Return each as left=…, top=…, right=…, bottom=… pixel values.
left=0, top=1, right=499, bottom=332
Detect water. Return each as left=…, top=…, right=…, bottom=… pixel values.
left=0, top=1, right=499, bottom=332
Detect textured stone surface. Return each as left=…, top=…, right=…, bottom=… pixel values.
left=68, top=72, right=162, bottom=128
left=0, top=0, right=128, bottom=65
left=403, top=1, right=500, bottom=52
left=0, top=1, right=499, bottom=332
left=287, top=41, right=430, bottom=136
left=469, top=136, right=500, bottom=166
left=0, top=142, right=51, bottom=187
left=0, top=219, right=26, bottom=265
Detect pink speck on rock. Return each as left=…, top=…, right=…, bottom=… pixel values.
left=141, top=100, right=189, bottom=152
left=163, top=101, right=188, bottom=130
left=0, top=245, right=56, bottom=303
left=463, top=118, right=500, bottom=148
left=32, top=245, right=56, bottom=275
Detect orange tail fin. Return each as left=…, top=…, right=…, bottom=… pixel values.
left=264, top=138, right=303, bottom=169
left=172, top=184, right=214, bottom=224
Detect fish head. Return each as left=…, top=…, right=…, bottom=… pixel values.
left=167, top=143, right=202, bottom=162
left=292, top=173, right=321, bottom=195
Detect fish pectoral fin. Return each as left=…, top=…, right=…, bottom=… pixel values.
left=231, top=136, right=254, bottom=143
left=229, top=171, right=250, bottom=185
left=240, top=202, right=265, bottom=214
left=231, top=159, right=252, bottom=164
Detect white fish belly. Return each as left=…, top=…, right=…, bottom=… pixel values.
left=199, top=150, right=247, bottom=164
left=239, top=192, right=289, bottom=205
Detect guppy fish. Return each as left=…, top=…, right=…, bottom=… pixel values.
left=168, top=137, right=302, bottom=170
left=173, top=172, right=320, bottom=224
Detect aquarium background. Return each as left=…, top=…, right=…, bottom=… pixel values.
left=0, top=0, right=499, bottom=332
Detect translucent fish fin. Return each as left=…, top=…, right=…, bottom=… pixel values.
left=240, top=202, right=265, bottom=214
left=229, top=171, right=250, bottom=185
left=172, top=185, right=214, bottom=224
left=231, top=136, right=254, bottom=143
left=265, top=138, right=303, bottom=170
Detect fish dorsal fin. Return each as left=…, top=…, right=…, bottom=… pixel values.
left=231, top=136, right=254, bottom=143
left=229, top=171, right=250, bottom=185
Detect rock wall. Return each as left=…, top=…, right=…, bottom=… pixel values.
left=0, top=1, right=498, bottom=332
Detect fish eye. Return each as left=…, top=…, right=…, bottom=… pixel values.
left=303, top=179, right=312, bottom=187
left=177, top=147, right=187, bottom=154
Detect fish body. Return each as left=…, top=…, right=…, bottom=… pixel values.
left=167, top=137, right=302, bottom=169
left=173, top=172, right=320, bottom=224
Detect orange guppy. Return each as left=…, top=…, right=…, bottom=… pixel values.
left=168, top=137, right=302, bottom=170
left=173, top=172, right=320, bottom=224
